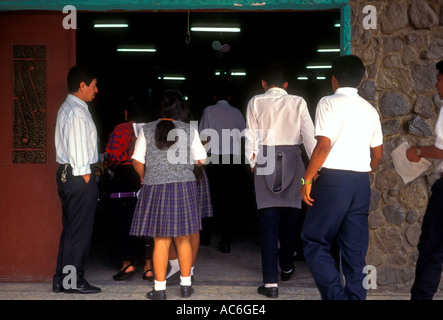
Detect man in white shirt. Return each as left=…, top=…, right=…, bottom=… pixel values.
left=245, top=65, right=316, bottom=298
left=53, top=66, right=101, bottom=294
left=301, top=55, right=383, bottom=300
left=199, top=78, right=247, bottom=254
left=408, top=60, right=443, bottom=300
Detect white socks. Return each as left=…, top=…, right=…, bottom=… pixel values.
left=264, top=283, right=278, bottom=288
left=166, top=259, right=195, bottom=279
left=154, top=280, right=166, bottom=291
left=166, top=259, right=180, bottom=279
left=180, top=275, right=192, bottom=286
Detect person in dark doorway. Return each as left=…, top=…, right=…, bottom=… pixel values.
left=53, top=65, right=101, bottom=294
left=301, top=55, right=383, bottom=300
left=104, top=97, right=154, bottom=282
left=130, top=90, right=206, bottom=300
left=199, top=76, right=246, bottom=253
left=408, top=60, right=443, bottom=300
left=245, top=65, right=316, bottom=298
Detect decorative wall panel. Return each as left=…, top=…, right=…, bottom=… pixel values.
left=12, top=45, right=47, bottom=163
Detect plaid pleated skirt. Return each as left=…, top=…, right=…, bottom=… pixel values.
left=130, top=181, right=202, bottom=238
left=196, top=168, right=213, bottom=219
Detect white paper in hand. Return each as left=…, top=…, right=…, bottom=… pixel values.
left=391, top=141, right=432, bottom=184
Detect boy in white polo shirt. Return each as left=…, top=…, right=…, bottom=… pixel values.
left=408, top=60, right=443, bottom=300
left=300, top=55, right=383, bottom=300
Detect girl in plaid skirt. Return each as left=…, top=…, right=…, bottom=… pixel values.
left=130, top=90, right=207, bottom=300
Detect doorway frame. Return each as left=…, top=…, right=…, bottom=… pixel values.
left=0, top=0, right=351, bottom=54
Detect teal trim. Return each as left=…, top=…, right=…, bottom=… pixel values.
left=0, top=0, right=351, bottom=54
left=0, top=0, right=348, bottom=11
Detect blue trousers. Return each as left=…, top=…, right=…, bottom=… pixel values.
left=410, top=178, right=443, bottom=300
left=257, top=207, right=300, bottom=284
left=301, top=169, right=370, bottom=300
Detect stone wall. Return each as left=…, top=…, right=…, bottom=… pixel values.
left=350, top=0, right=443, bottom=291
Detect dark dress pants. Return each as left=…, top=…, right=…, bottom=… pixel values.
left=301, top=169, right=370, bottom=300
left=411, top=178, right=443, bottom=300
left=54, top=164, right=99, bottom=284
left=257, top=207, right=300, bottom=284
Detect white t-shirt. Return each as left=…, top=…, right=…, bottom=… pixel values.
left=315, top=87, right=383, bottom=172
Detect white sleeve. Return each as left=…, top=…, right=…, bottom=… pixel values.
left=299, top=99, right=316, bottom=158
left=190, top=127, right=207, bottom=162
left=132, top=128, right=147, bottom=164
left=434, top=108, right=443, bottom=150
left=245, top=99, right=259, bottom=167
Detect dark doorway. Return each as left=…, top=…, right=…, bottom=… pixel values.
left=77, top=11, right=340, bottom=142
left=77, top=10, right=340, bottom=266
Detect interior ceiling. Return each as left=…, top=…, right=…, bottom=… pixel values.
left=76, top=10, right=340, bottom=138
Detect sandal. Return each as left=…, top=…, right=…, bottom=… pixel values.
left=143, top=269, right=154, bottom=282
left=112, top=264, right=135, bottom=281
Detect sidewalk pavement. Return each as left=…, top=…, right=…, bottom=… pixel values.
left=0, top=232, right=437, bottom=301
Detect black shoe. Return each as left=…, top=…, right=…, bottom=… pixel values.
left=65, top=280, right=101, bottom=294
left=281, top=268, right=295, bottom=281
left=181, top=285, right=194, bottom=298
left=113, top=264, right=135, bottom=281
left=218, top=241, right=231, bottom=253
left=146, top=289, right=166, bottom=300
left=52, top=275, right=64, bottom=293
left=257, top=285, right=278, bottom=298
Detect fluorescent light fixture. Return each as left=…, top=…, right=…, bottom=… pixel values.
left=317, top=48, right=340, bottom=53
left=191, top=27, right=241, bottom=33
left=306, top=65, right=332, bottom=69
left=317, top=76, right=327, bottom=80
left=94, top=23, right=128, bottom=28
left=334, top=23, right=341, bottom=28
left=117, top=48, right=156, bottom=53
left=215, top=71, right=246, bottom=76
left=297, top=76, right=309, bottom=80
left=159, top=76, right=186, bottom=81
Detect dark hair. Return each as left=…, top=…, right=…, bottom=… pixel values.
left=125, top=97, right=144, bottom=122
left=155, top=90, right=188, bottom=150
left=261, top=64, right=287, bottom=88
left=331, top=55, right=365, bottom=88
left=67, top=65, right=96, bottom=93
left=212, top=74, right=233, bottom=101
left=437, top=60, right=443, bottom=74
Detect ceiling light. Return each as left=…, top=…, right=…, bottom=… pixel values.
left=231, top=72, right=246, bottom=76
left=191, top=27, right=241, bottom=33
left=159, top=76, right=186, bottom=81
left=306, top=65, right=332, bottom=69
left=117, top=48, right=156, bottom=53
left=297, top=76, right=309, bottom=80
left=334, top=23, right=341, bottom=28
left=317, top=48, right=340, bottom=53
left=94, top=23, right=129, bottom=28
left=317, top=76, right=327, bottom=80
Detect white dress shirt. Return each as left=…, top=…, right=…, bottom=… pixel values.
left=433, top=101, right=443, bottom=173
left=245, top=87, right=316, bottom=167
left=199, top=100, right=246, bottom=156
left=55, top=94, right=98, bottom=176
left=315, top=87, right=383, bottom=172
